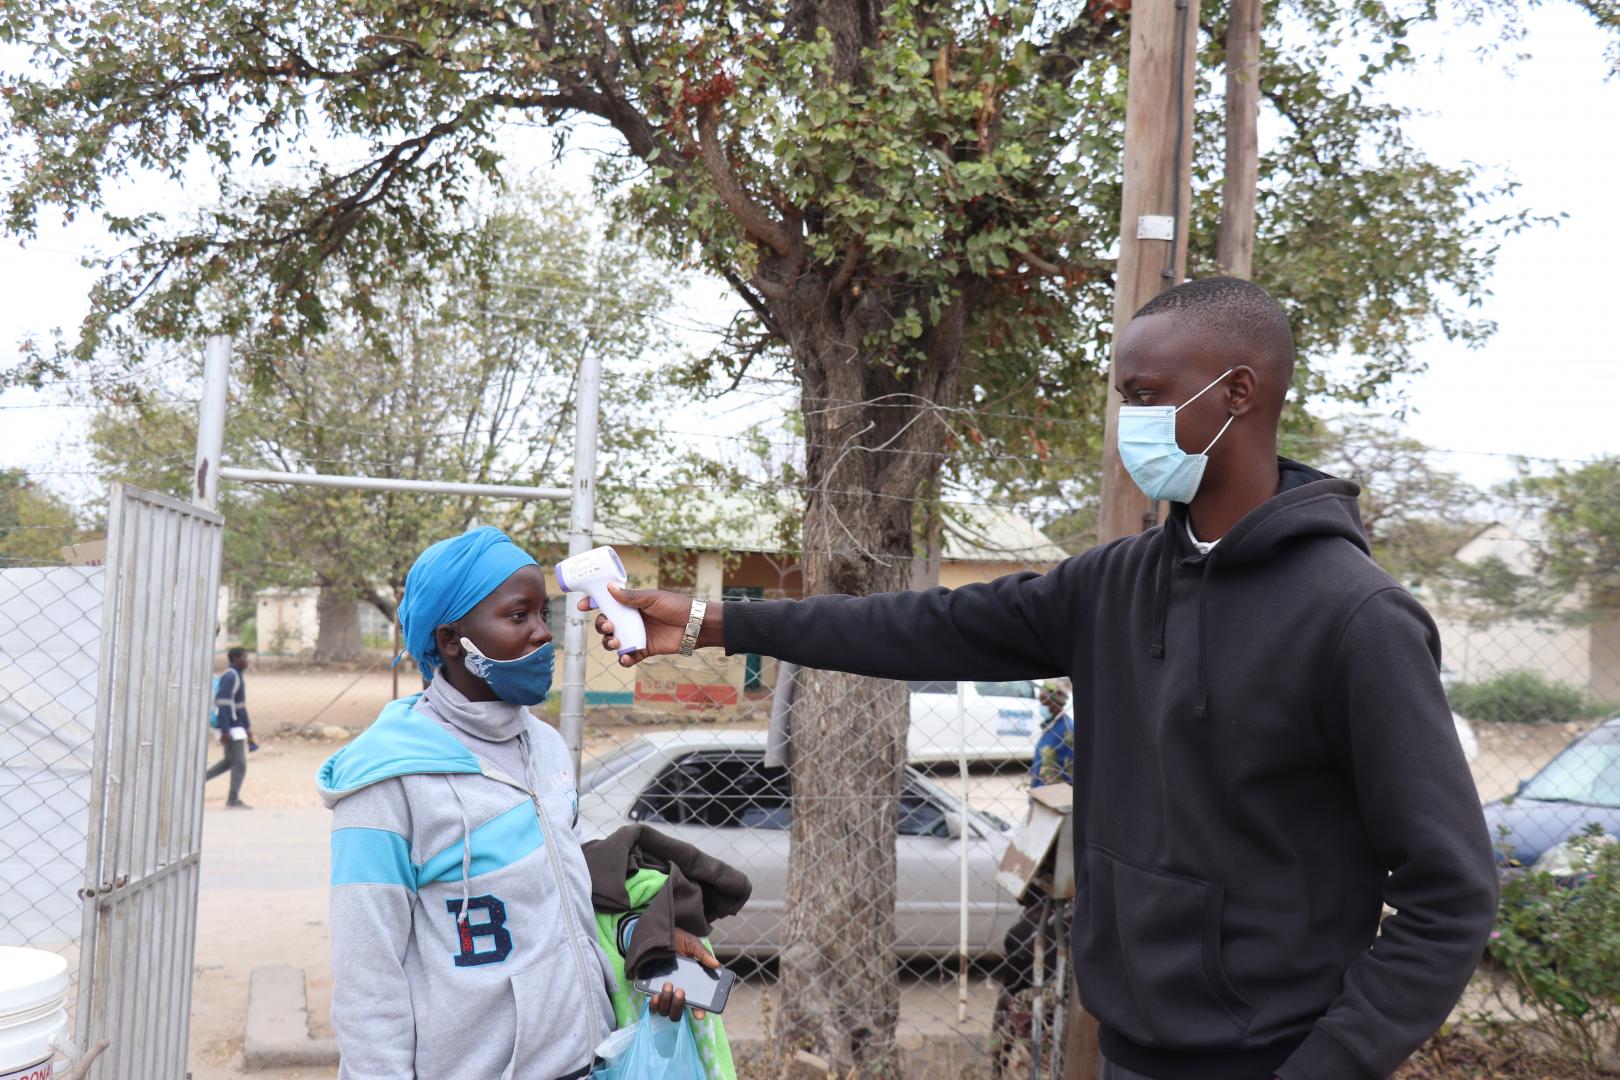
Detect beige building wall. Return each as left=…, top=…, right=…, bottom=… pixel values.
left=255, top=587, right=320, bottom=656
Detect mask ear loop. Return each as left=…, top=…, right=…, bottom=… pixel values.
left=1174, top=367, right=1237, bottom=414
left=1200, top=413, right=1237, bottom=454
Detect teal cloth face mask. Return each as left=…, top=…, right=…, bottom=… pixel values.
left=1117, top=369, right=1236, bottom=504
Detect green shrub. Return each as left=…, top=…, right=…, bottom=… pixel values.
left=239, top=617, right=257, bottom=652
left=1448, top=671, right=1594, bottom=725
left=1484, top=828, right=1620, bottom=1066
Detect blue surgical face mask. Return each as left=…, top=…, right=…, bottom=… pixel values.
left=1117, top=368, right=1236, bottom=504
left=459, top=637, right=555, bottom=706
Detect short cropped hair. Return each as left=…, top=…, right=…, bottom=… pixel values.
left=1134, top=277, right=1295, bottom=387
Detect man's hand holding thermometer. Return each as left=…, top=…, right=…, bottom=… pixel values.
left=562, top=546, right=722, bottom=666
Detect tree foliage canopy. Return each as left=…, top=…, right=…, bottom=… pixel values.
left=85, top=188, right=681, bottom=626
left=1513, top=456, right=1620, bottom=611
left=1283, top=413, right=1482, bottom=587
left=0, top=469, right=82, bottom=566
left=4, top=0, right=1608, bottom=507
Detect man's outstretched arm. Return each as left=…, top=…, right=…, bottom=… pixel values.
left=583, top=557, right=1091, bottom=683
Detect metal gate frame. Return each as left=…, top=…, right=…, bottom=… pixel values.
left=75, top=483, right=224, bottom=1078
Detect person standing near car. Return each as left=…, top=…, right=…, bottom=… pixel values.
left=205, top=646, right=255, bottom=809
left=585, top=278, right=1498, bottom=1080
left=1033, top=681, right=1075, bottom=789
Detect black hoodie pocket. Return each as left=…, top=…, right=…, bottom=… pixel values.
left=1076, top=845, right=1254, bottom=1048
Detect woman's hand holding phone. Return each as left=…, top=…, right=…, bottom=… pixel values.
left=647, top=928, right=722, bottom=1021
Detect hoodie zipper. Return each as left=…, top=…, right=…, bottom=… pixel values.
left=520, top=734, right=603, bottom=1046
left=535, top=797, right=602, bottom=1043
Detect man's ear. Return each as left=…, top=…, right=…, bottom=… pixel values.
left=435, top=624, right=463, bottom=660
left=1226, top=365, right=1260, bottom=417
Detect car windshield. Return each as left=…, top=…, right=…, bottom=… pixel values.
left=1520, top=729, right=1620, bottom=808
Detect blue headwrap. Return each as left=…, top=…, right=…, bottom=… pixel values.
left=398, top=526, right=538, bottom=679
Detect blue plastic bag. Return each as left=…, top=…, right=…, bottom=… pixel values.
left=593, top=1002, right=707, bottom=1080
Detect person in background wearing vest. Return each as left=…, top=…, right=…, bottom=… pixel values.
left=1032, top=680, right=1075, bottom=788
left=207, top=646, right=256, bottom=809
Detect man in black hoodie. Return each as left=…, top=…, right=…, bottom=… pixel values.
left=585, top=278, right=1498, bottom=1080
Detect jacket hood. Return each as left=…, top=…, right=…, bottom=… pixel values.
left=1154, top=459, right=1369, bottom=722
left=317, top=693, right=484, bottom=808
left=1170, top=457, right=1369, bottom=568
left=584, top=824, right=753, bottom=978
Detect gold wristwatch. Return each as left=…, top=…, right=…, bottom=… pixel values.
left=679, top=597, right=708, bottom=657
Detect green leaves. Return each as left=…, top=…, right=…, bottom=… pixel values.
left=83, top=185, right=684, bottom=614
left=1509, top=456, right=1620, bottom=611
left=1487, top=828, right=1620, bottom=1064
left=4, top=0, right=1619, bottom=531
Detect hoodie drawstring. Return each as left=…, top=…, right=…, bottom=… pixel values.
left=1193, top=552, right=1215, bottom=722
left=1150, top=520, right=1216, bottom=722
left=1151, top=530, right=1175, bottom=661
left=445, top=777, right=473, bottom=925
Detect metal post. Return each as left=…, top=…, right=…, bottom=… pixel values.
left=193, top=337, right=230, bottom=510
left=957, top=679, right=971, bottom=1024
left=1050, top=911, right=1070, bottom=1080
left=1032, top=896, right=1048, bottom=1079
left=218, top=467, right=568, bottom=501
left=559, top=351, right=604, bottom=777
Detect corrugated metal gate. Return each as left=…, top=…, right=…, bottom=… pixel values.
left=75, top=484, right=224, bottom=1078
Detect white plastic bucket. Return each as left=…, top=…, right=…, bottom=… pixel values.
left=0, top=947, right=74, bottom=1080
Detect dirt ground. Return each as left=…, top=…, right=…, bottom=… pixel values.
left=1394, top=1030, right=1620, bottom=1079
left=186, top=671, right=1598, bottom=1076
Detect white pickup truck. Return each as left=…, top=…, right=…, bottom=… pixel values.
left=906, top=679, right=1046, bottom=765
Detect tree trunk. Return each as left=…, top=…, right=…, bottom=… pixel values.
left=773, top=290, right=967, bottom=1072
left=315, top=584, right=362, bottom=663
left=909, top=475, right=945, bottom=591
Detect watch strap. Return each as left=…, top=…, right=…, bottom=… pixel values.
left=679, top=597, right=708, bottom=657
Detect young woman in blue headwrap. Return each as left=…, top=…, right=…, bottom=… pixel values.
left=317, top=526, right=713, bottom=1078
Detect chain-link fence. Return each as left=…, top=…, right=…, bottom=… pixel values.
left=0, top=536, right=103, bottom=1017
left=558, top=503, right=1620, bottom=1077
left=0, top=484, right=224, bottom=1080
left=15, top=431, right=1612, bottom=1076
left=558, top=522, right=1091, bottom=1079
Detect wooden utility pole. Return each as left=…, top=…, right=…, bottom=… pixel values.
left=1095, top=0, right=1204, bottom=545
left=1073, top=0, right=1202, bottom=1076
left=1217, top=0, right=1263, bottom=279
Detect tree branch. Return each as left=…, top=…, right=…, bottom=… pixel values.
left=696, top=102, right=797, bottom=258
left=828, top=236, right=865, bottom=295
left=720, top=268, right=785, bottom=338
left=723, top=335, right=774, bottom=393
left=1037, top=3, right=1127, bottom=84
left=750, top=272, right=790, bottom=302
left=1009, top=247, right=1112, bottom=280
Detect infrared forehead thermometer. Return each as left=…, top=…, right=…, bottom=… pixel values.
left=555, top=546, right=647, bottom=656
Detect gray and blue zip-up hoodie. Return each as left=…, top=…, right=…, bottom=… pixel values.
left=318, top=675, right=614, bottom=1079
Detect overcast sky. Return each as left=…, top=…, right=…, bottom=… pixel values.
left=1, top=4, right=1615, bottom=510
